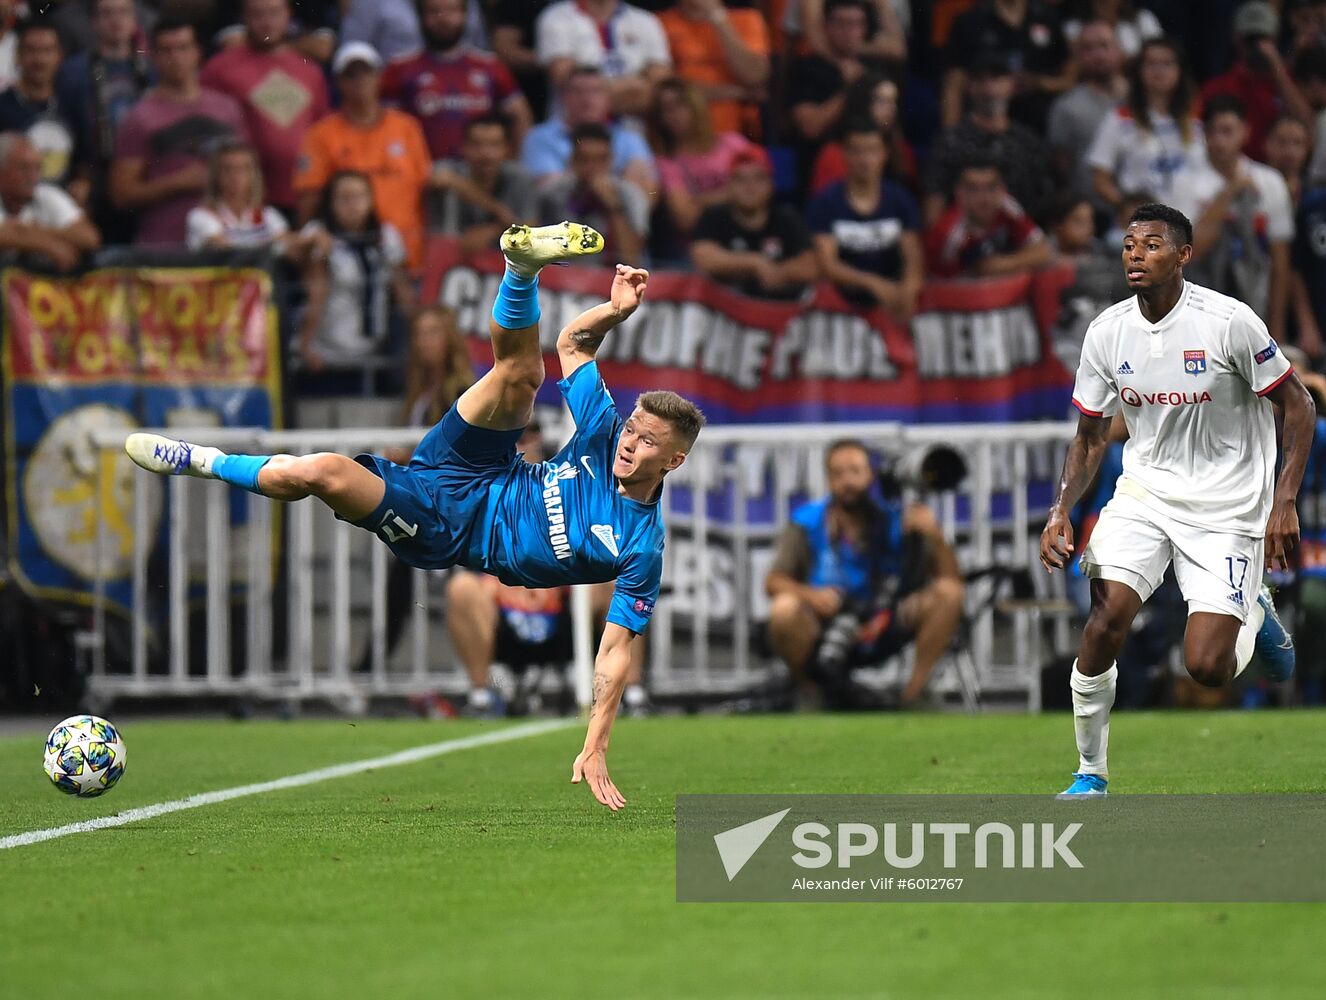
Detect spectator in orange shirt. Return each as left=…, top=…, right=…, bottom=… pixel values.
left=658, top=0, right=771, bottom=138
left=293, top=42, right=437, bottom=270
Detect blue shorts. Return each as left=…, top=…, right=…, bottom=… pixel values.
left=350, top=405, right=523, bottom=569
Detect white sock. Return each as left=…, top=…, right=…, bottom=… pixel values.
left=191, top=445, right=223, bottom=477
left=1233, top=598, right=1265, bottom=678
left=467, top=687, right=493, bottom=708
left=1071, top=661, right=1117, bottom=777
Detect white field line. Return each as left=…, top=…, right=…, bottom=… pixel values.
left=1, top=719, right=576, bottom=851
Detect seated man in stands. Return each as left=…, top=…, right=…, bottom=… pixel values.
left=0, top=131, right=100, bottom=270
left=924, top=154, right=1050, bottom=279
left=765, top=439, right=964, bottom=709
left=689, top=144, right=819, bottom=301
left=535, top=123, right=648, bottom=262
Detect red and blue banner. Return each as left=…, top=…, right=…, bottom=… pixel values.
left=2, top=266, right=281, bottom=612
left=424, top=238, right=1076, bottom=424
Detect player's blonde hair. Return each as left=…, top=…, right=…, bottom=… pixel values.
left=636, top=391, right=705, bottom=451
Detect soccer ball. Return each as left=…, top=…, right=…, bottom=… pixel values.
left=43, top=715, right=127, bottom=797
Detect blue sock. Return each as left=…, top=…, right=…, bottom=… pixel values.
left=491, top=266, right=540, bottom=330
left=212, top=453, right=271, bottom=495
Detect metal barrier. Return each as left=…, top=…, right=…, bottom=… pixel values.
left=86, top=421, right=1078, bottom=712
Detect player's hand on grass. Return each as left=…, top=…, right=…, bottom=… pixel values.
left=610, top=264, right=649, bottom=318
left=1040, top=508, right=1074, bottom=572
left=1265, top=499, right=1300, bottom=572
left=572, top=747, right=626, bottom=812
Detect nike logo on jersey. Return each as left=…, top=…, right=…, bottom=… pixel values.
left=591, top=523, right=619, bottom=558
left=1117, top=361, right=1133, bottom=375
left=580, top=456, right=596, bottom=479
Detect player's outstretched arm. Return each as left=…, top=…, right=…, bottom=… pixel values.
left=556, top=264, right=648, bottom=380
left=1264, top=371, right=1317, bottom=571
left=570, top=622, right=638, bottom=812
left=1040, top=412, right=1113, bottom=573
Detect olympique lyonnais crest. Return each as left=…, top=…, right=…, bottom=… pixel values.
left=1183, top=350, right=1207, bottom=376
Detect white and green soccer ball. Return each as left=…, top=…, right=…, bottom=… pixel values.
left=43, top=715, right=126, bottom=797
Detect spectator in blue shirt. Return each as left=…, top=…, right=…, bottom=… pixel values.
left=0, top=19, right=83, bottom=198
left=806, top=121, right=922, bottom=316
left=521, top=66, right=656, bottom=204
left=54, top=0, right=151, bottom=244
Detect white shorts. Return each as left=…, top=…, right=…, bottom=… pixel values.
left=1079, top=491, right=1263, bottom=622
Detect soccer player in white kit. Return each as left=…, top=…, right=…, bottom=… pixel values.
left=1040, top=203, right=1316, bottom=798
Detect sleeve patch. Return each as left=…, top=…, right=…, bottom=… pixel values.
left=1255, top=342, right=1278, bottom=364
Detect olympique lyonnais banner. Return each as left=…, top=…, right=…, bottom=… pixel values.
left=2, top=266, right=281, bottom=612
left=423, top=238, right=1077, bottom=423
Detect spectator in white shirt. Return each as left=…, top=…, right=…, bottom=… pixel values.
left=187, top=141, right=304, bottom=253
left=1047, top=20, right=1126, bottom=203
left=297, top=170, right=415, bottom=372
left=1086, top=36, right=1203, bottom=210
left=1170, top=95, right=1295, bottom=340
left=1063, top=0, right=1163, bottom=59
left=535, top=0, right=671, bottom=117
left=0, top=130, right=99, bottom=270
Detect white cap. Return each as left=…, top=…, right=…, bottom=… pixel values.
left=332, top=41, right=382, bottom=75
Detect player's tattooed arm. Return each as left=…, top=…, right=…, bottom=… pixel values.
left=1264, top=371, right=1316, bottom=570
left=557, top=264, right=649, bottom=379
left=572, top=624, right=636, bottom=811
left=588, top=669, right=610, bottom=720
left=1040, top=413, right=1112, bottom=572
left=569, top=326, right=609, bottom=355
left=1050, top=413, right=1113, bottom=514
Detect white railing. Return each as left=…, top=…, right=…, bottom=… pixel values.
left=86, top=421, right=1079, bottom=712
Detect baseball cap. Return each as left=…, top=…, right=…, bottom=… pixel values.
left=332, top=41, right=382, bottom=75
left=1233, top=1, right=1280, bottom=38
left=731, top=144, right=773, bottom=174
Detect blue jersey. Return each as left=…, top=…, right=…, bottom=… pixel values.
left=791, top=496, right=905, bottom=606
left=469, top=361, right=665, bottom=634
left=1300, top=416, right=1326, bottom=580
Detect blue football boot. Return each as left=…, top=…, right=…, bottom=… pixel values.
left=1055, top=773, right=1108, bottom=799
left=1254, top=584, right=1295, bottom=682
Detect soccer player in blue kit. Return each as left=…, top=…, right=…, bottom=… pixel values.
left=126, top=222, right=705, bottom=811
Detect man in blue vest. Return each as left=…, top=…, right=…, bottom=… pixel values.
left=765, top=439, right=965, bottom=708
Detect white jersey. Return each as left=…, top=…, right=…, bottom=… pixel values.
left=1072, top=281, right=1292, bottom=536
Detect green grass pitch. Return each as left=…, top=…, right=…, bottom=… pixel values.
left=2, top=711, right=1326, bottom=999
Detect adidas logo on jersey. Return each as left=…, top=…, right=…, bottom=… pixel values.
left=1117, top=361, right=1133, bottom=375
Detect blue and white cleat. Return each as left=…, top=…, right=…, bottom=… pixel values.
left=1055, top=773, right=1108, bottom=799
left=124, top=433, right=219, bottom=479
left=1254, top=583, right=1295, bottom=682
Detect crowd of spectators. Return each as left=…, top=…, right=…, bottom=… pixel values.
left=5, top=0, right=1326, bottom=373
left=8, top=0, right=1326, bottom=711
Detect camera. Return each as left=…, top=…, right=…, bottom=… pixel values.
left=876, top=445, right=968, bottom=500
